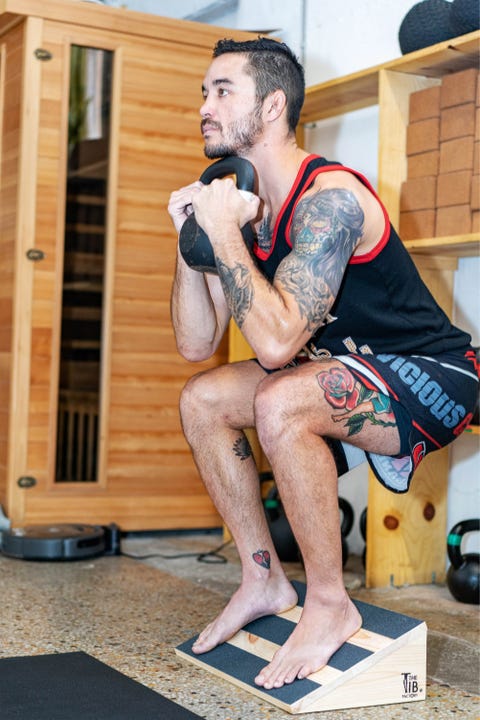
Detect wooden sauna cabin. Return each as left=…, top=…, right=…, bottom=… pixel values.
left=0, top=0, right=255, bottom=530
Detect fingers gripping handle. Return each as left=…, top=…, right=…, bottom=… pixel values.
left=179, top=157, right=256, bottom=274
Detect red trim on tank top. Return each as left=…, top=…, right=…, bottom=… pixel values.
left=253, top=155, right=316, bottom=262
left=253, top=155, right=391, bottom=265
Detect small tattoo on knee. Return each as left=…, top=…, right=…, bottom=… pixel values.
left=252, top=549, right=271, bottom=569
left=232, top=436, right=252, bottom=461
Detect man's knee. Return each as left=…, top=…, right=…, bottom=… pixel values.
left=179, top=369, right=218, bottom=427
left=254, top=373, right=298, bottom=451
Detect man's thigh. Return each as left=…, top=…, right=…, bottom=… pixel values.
left=257, top=359, right=403, bottom=457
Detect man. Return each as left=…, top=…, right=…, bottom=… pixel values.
left=168, top=37, right=478, bottom=690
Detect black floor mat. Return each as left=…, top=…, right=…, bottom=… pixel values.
left=0, top=651, right=203, bottom=720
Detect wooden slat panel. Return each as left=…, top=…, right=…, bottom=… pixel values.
left=0, top=25, right=23, bottom=506
left=56, top=24, right=221, bottom=525
left=19, top=21, right=68, bottom=509
left=1, top=0, right=256, bottom=50
left=2, top=8, right=256, bottom=530
left=19, top=493, right=221, bottom=531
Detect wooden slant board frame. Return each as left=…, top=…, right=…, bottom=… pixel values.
left=176, top=582, right=426, bottom=714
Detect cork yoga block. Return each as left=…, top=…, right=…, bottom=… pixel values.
left=472, top=174, right=480, bottom=211
left=436, top=205, right=472, bottom=236
left=440, top=67, right=478, bottom=109
left=440, top=103, right=476, bottom=142
left=439, top=136, right=475, bottom=174
left=407, top=150, right=439, bottom=178
left=400, top=176, right=437, bottom=212
left=436, top=170, right=472, bottom=208
left=407, top=118, right=440, bottom=156
left=399, top=209, right=436, bottom=241
left=409, top=85, right=440, bottom=123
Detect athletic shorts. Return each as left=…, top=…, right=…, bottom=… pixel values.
left=255, top=348, right=479, bottom=493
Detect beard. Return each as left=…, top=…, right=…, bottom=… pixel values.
left=203, top=102, right=264, bottom=159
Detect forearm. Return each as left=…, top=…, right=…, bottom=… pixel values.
left=212, top=225, right=309, bottom=368
left=171, top=249, right=227, bottom=362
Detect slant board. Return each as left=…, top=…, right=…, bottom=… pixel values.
left=176, top=581, right=426, bottom=714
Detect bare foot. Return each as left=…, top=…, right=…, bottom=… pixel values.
left=192, top=576, right=298, bottom=654
left=254, top=593, right=362, bottom=688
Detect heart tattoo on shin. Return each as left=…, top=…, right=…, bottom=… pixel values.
left=252, top=549, right=271, bottom=569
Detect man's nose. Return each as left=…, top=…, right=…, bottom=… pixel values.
left=200, top=101, right=211, bottom=118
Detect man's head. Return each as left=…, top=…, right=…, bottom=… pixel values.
left=212, top=37, right=305, bottom=134
left=200, top=37, right=305, bottom=159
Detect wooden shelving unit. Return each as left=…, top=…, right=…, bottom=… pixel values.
left=302, top=31, right=480, bottom=123
left=299, top=31, right=480, bottom=588
left=404, top=234, right=479, bottom=257
left=301, top=30, right=480, bottom=262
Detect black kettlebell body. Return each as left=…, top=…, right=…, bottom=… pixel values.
left=360, top=507, right=368, bottom=567
left=446, top=518, right=480, bottom=604
left=263, top=484, right=299, bottom=562
left=179, top=156, right=256, bottom=273
left=263, top=481, right=355, bottom=567
left=339, top=497, right=354, bottom=568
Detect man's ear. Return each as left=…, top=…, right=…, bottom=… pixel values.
left=263, top=89, right=287, bottom=122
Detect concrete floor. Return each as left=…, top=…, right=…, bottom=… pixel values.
left=0, top=530, right=478, bottom=719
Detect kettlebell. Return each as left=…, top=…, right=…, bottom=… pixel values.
left=263, top=479, right=355, bottom=567
left=179, top=156, right=256, bottom=274
left=446, top=519, right=480, bottom=604
left=263, top=483, right=300, bottom=562
left=339, top=497, right=354, bottom=568
left=360, top=507, right=367, bottom=567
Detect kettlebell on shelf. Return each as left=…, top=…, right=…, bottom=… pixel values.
left=446, top=518, right=480, bottom=604
left=179, top=156, right=256, bottom=273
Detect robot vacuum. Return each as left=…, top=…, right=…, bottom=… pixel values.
left=0, top=523, right=107, bottom=560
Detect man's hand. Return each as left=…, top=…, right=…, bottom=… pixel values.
left=168, top=181, right=204, bottom=234
left=191, top=177, right=260, bottom=245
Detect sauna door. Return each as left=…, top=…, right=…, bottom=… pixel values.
left=7, top=18, right=223, bottom=530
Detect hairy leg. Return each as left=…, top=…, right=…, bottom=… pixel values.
left=179, top=360, right=298, bottom=654
left=253, top=359, right=401, bottom=688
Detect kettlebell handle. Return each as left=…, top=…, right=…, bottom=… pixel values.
left=198, top=156, right=255, bottom=192
left=447, top=518, right=480, bottom=569
left=178, top=156, right=256, bottom=273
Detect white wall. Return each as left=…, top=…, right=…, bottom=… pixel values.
left=117, top=0, right=479, bottom=554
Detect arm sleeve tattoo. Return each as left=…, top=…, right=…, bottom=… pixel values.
left=215, top=257, right=254, bottom=330
left=275, top=187, right=364, bottom=333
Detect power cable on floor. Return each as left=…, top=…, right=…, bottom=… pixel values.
left=120, top=538, right=233, bottom=564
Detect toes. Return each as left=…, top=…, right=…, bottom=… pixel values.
left=192, top=623, right=214, bottom=651
left=255, top=660, right=303, bottom=689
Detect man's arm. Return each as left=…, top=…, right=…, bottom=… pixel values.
left=171, top=253, right=231, bottom=362
left=274, top=186, right=364, bottom=339
left=169, top=181, right=231, bottom=362
left=205, top=184, right=366, bottom=369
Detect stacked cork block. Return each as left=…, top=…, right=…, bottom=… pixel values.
left=400, top=68, right=480, bottom=240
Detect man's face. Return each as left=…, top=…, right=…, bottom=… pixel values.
left=200, top=53, right=264, bottom=158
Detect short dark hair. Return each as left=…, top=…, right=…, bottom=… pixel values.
left=212, top=37, right=305, bottom=133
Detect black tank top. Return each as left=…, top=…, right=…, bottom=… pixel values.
left=252, top=155, right=471, bottom=357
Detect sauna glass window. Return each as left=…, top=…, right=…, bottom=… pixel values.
left=56, top=46, right=113, bottom=482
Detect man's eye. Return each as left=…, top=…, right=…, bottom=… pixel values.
left=218, top=88, right=229, bottom=97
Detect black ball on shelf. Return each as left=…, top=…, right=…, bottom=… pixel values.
left=399, top=0, right=456, bottom=55
left=449, top=0, right=480, bottom=36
